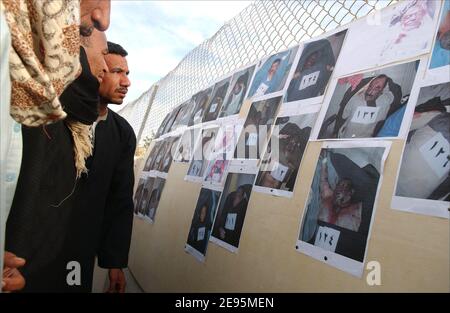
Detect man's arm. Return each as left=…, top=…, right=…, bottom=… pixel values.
left=320, top=157, right=333, bottom=199
left=97, top=125, right=136, bottom=291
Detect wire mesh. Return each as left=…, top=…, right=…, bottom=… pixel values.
left=117, top=0, right=397, bottom=144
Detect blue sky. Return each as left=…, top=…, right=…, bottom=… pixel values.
left=106, top=1, right=253, bottom=106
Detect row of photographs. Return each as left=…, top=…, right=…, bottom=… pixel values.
left=133, top=0, right=449, bottom=277
left=163, top=74, right=449, bottom=210
left=154, top=0, right=449, bottom=142
left=134, top=76, right=448, bottom=276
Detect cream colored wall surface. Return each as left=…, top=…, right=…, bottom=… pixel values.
left=128, top=137, right=449, bottom=292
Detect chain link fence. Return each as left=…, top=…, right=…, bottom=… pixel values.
left=117, top=0, right=397, bottom=146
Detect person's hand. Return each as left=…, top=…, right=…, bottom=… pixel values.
left=2, top=251, right=26, bottom=292
left=106, top=268, right=126, bottom=293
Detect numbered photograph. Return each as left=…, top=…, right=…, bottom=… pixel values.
left=254, top=106, right=319, bottom=197
left=135, top=176, right=156, bottom=219
left=392, top=81, right=450, bottom=218
left=133, top=177, right=147, bottom=215
left=173, top=128, right=202, bottom=163
left=169, top=100, right=194, bottom=132
left=203, top=77, right=231, bottom=123
left=185, top=188, right=222, bottom=262
left=234, top=96, right=282, bottom=159
left=335, top=0, right=439, bottom=76
left=284, top=30, right=347, bottom=105
left=296, top=141, right=390, bottom=277
left=188, top=87, right=214, bottom=126
left=316, top=60, right=420, bottom=140
left=186, top=127, right=220, bottom=182
left=219, top=65, right=256, bottom=118
left=210, top=171, right=256, bottom=253
left=247, top=46, right=299, bottom=100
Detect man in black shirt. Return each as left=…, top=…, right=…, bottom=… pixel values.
left=67, top=39, right=135, bottom=293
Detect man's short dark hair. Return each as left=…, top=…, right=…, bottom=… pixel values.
left=107, top=41, right=128, bottom=57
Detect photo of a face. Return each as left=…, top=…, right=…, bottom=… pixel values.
left=186, top=188, right=222, bottom=258
left=174, top=128, right=201, bottom=163
left=219, top=65, right=256, bottom=118
left=285, top=30, right=347, bottom=103
left=255, top=111, right=318, bottom=194
left=248, top=46, right=299, bottom=99
left=140, top=177, right=166, bottom=222
left=189, top=88, right=213, bottom=126
left=210, top=172, right=256, bottom=250
left=394, top=82, right=450, bottom=213
left=317, top=60, right=419, bottom=139
left=429, top=0, right=450, bottom=70
left=144, top=141, right=163, bottom=172
left=158, top=136, right=180, bottom=173
left=136, top=177, right=156, bottom=217
left=298, top=146, right=386, bottom=264
left=335, top=0, right=438, bottom=76
left=134, top=178, right=146, bottom=215
left=234, top=96, right=282, bottom=159
left=187, top=127, right=219, bottom=178
left=150, top=140, right=170, bottom=172
left=203, top=78, right=231, bottom=123
left=204, top=159, right=229, bottom=186
left=170, top=100, right=192, bottom=131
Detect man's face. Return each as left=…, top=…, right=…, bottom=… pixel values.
left=401, top=6, right=425, bottom=31
left=304, top=51, right=319, bottom=69
left=333, top=179, right=353, bottom=207
left=199, top=205, right=207, bottom=223
left=233, top=82, right=243, bottom=94
left=439, top=31, right=450, bottom=50
left=284, top=135, right=301, bottom=154
left=80, top=0, right=111, bottom=36
left=268, top=61, right=280, bottom=75
left=83, top=30, right=109, bottom=83
left=365, top=77, right=387, bottom=102
left=99, top=54, right=130, bottom=104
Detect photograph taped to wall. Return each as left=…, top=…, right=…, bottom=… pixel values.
left=149, top=137, right=170, bottom=175
left=427, top=0, right=450, bottom=82
left=219, top=64, right=256, bottom=118
left=139, top=177, right=166, bottom=224
left=296, top=141, right=391, bottom=277
left=234, top=96, right=282, bottom=160
left=203, top=159, right=230, bottom=190
left=156, top=136, right=181, bottom=177
left=169, top=100, right=193, bottom=133
left=185, top=188, right=222, bottom=262
left=254, top=105, right=320, bottom=198
left=210, top=169, right=257, bottom=253
left=161, top=106, right=183, bottom=138
left=143, top=140, right=164, bottom=172
left=392, top=81, right=450, bottom=219
left=203, top=77, right=231, bottom=123
left=134, top=176, right=156, bottom=219
left=189, top=87, right=214, bottom=126
left=133, top=177, right=147, bottom=216
left=185, top=126, right=220, bottom=182
left=247, top=46, right=300, bottom=101
left=315, top=59, right=421, bottom=140
left=335, top=0, right=440, bottom=77
left=173, top=127, right=202, bottom=163
left=284, top=29, right=348, bottom=107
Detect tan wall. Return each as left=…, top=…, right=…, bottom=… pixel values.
left=128, top=129, right=449, bottom=292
